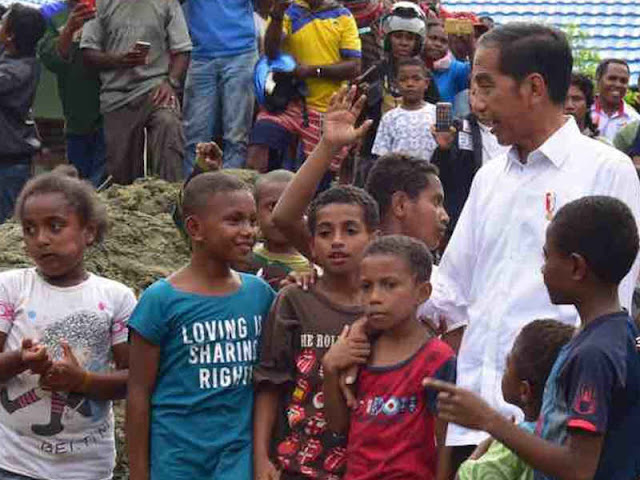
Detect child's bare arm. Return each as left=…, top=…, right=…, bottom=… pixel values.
left=253, top=384, right=281, bottom=480
left=127, top=331, right=161, bottom=480
left=424, top=379, right=603, bottom=480
left=435, top=419, right=453, bottom=480
left=322, top=325, right=370, bottom=433
left=272, top=86, right=373, bottom=259
left=0, top=334, right=52, bottom=382
left=40, top=341, right=129, bottom=400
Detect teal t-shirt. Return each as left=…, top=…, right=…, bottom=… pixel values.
left=128, top=273, right=275, bottom=480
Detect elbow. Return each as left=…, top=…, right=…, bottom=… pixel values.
left=346, top=60, right=361, bottom=80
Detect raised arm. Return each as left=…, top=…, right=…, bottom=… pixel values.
left=271, top=86, right=373, bottom=259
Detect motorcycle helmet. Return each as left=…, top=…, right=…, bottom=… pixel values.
left=381, top=1, right=427, bottom=55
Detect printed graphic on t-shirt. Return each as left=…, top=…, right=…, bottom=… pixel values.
left=0, top=310, right=112, bottom=440
left=276, top=340, right=347, bottom=480
left=182, top=315, right=264, bottom=390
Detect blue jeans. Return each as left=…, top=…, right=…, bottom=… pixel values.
left=182, top=50, right=258, bottom=173
left=66, top=128, right=106, bottom=187
left=0, top=161, right=30, bottom=223
left=0, top=468, right=37, bottom=480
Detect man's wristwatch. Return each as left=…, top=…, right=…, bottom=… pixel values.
left=167, top=77, right=182, bottom=90
left=315, top=67, right=322, bottom=78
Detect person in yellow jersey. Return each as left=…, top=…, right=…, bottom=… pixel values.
left=246, top=0, right=361, bottom=175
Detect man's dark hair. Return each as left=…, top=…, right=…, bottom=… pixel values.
left=595, top=58, right=630, bottom=82
left=364, top=235, right=433, bottom=282
left=182, top=172, right=252, bottom=218
left=570, top=73, right=598, bottom=135
left=307, top=185, right=379, bottom=236
left=396, top=56, right=430, bottom=78
left=512, top=319, right=575, bottom=411
left=550, top=196, right=639, bottom=284
left=478, top=23, right=572, bottom=105
left=6, top=4, right=45, bottom=57
left=365, top=154, right=440, bottom=221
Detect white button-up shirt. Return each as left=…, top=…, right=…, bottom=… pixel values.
left=591, top=99, right=640, bottom=142
left=430, top=117, right=640, bottom=446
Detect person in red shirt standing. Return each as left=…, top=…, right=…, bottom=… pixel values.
left=323, top=235, right=455, bottom=480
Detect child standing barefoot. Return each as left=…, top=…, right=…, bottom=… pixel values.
left=127, top=172, right=275, bottom=480
left=0, top=171, right=136, bottom=479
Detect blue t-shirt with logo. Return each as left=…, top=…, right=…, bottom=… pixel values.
left=534, top=312, right=640, bottom=480
left=128, top=274, right=275, bottom=480
left=183, top=0, right=256, bottom=59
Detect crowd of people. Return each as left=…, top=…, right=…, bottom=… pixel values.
left=0, top=0, right=640, bottom=480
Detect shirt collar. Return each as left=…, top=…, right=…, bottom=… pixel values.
left=505, top=116, right=581, bottom=170
left=594, top=96, right=625, bottom=117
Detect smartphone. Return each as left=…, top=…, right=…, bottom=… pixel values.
left=435, top=102, right=453, bottom=132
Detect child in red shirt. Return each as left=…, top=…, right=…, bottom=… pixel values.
left=323, top=235, right=455, bottom=480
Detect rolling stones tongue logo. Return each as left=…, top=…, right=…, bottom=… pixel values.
left=297, top=438, right=323, bottom=465
left=324, top=447, right=347, bottom=473
left=292, top=377, right=311, bottom=403
left=296, top=349, right=317, bottom=375
left=287, top=404, right=307, bottom=427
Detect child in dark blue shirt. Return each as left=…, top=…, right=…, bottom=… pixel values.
left=426, top=195, right=640, bottom=480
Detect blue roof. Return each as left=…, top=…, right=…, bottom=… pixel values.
left=447, top=0, right=640, bottom=83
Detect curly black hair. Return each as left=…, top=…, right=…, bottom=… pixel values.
left=307, top=185, right=379, bottom=236
left=364, top=234, right=433, bottom=282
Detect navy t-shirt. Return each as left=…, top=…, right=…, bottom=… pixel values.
left=535, top=312, right=640, bottom=480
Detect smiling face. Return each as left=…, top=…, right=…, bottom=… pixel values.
left=598, top=62, right=630, bottom=110
left=360, top=253, right=429, bottom=331
left=22, top=192, right=95, bottom=283
left=310, top=203, right=373, bottom=276
left=189, top=190, right=258, bottom=264
left=471, top=45, right=531, bottom=146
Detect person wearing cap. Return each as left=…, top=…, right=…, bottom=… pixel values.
left=352, top=1, right=440, bottom=183
left=246, top=0, right=361, bottom=174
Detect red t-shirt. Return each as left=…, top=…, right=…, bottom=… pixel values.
left=344, top=337, right=456, bottom=480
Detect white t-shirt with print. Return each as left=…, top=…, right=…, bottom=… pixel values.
left=0, top=268, right=136, bottom=480
left=372, top=103, right=438, bottom=162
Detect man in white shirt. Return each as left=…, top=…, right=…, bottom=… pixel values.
left=590, top=58, right=640, bottom=142
left=430, top=23, right=640, bottom=451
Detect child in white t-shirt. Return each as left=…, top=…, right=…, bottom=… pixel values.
left=0, top=169, right=136, bottom=480
left=372, top=57, right=438, bottom=162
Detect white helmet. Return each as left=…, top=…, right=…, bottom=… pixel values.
left=381, top=2, right=427, bottom=54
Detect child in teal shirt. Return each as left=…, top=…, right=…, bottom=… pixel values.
left=127, top=172, right=275, bottom=480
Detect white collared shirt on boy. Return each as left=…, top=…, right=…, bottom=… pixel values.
left=591, top=98, right=640, bottom=142
left=429, top=116, right=640, bottom=446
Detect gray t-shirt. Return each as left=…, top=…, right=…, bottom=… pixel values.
left=80, top=0, right=192, bottom=113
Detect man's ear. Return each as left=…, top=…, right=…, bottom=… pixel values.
left=520, top=379, right=533, bottom=407
left=83, top=223, right=98, bottom=247
left=185, top=214, right=203, bottom=242
left=391, top=191, right=409, bottom=220
left=524, top=72, right=547, bottom=108
left=417, top=280, right=432, bottom=304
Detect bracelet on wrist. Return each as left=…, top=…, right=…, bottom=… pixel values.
left=80, top=371, right=92, bottom=393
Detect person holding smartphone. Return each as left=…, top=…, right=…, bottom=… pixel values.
left=80, top=0, right=192, bottom=185
left=37, top=0, right=106, bottom=187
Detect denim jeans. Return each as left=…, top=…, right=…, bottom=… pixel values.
left=0, top=161, right=30, bottom=223
left=66, top=127, right=106, bottom=187
left=182, top=49, right=258, bottom=174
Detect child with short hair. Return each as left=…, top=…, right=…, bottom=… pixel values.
left=371, top=57, right=438, bottom=162
left=127, top=172, right=276, bottom=480
left=0, top=171, right=136, bottom=480
left=457, top=319, right=575, bottom=480
left=425, top=195, right=640, bottom=480
left=253, top=184, right=379, bottom=480
left=250, top=169, right=312, bottom=289
left=323, top=235, right=455, bottom=480
left=0, top=3, right=46, bottom=222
